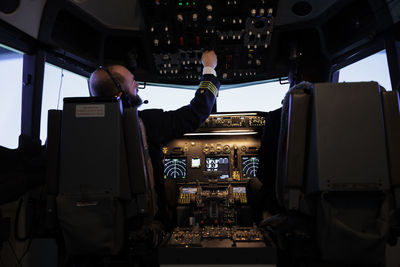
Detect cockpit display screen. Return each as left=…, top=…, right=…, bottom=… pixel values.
left=205, top=157, right=229, bottom=179
left=182, top=187, right=197, bottom=194
left=241, top=156, right=259, bottom=178
left=233, top=187, right=246, bottom=193
left=164, top=157, right=187, bottom=179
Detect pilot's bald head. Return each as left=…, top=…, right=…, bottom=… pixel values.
left=88, top=65, right=136, bottom=97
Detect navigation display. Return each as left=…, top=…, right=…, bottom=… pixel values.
left=164, top=157, right=187, bottom=179
left=241, top=156, right=259, bottom=178
left=205, top=157, right=229, bottom=179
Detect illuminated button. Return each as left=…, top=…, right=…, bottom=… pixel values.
left=165, top=26, right=169, bottom=31
left=168, top=63, right=171, bottom=67
left=268, top=8, right=273, bottom=15
left=167, top=39, right=171, bottom=45
left=150, top=26, right=155, bottom=32
left=239, top=18, right=242, bottom=24
left=232, top=35, right=236, bottom=40
left=220, top=35, right=224, bottom=41
left=251, top=9, right=257, bottom=16
left=257, top=33, right=261, bottom=39
left=193, top=13, right=198, bottom=21
left=222, top=73, right=228, bottom=79
left=264, top=43, right=268, bottom=48
left=175, top=69, right=178, bottom=74
left=207, top=15, right=212, bottom=21
left=254, top=44, right=258, bottom=49
left=206, top=4, right=213, bottom=12
left=154, top=39, right=159, bottom=46
left=232, top=19, right=236, bottom=24
left=249, top=31, right=252, bottom=35
left=259, top=8, right=265, bottom=16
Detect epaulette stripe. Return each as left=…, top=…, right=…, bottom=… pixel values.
left=199, top=81, right=218, bottom=97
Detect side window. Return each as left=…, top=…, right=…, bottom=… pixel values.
left=40, top=63, right=89, bottom=143
left=338, top=50, right=392, bottom=91
left=0, top=45, right=23, bottom=148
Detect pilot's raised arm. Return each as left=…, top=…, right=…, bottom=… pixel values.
left=139, top=50, right=220, bottom=145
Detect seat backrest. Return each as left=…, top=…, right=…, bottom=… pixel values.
left=46, top=97, right=150, bottom=255
left=277, top=82, right=391, bottom=209
left=275, top=82, right=394, bottom=264
left=381, top=90, right=400, bottom=208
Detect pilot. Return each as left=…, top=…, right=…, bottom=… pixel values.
left=88, top=50, right=219, bottom=227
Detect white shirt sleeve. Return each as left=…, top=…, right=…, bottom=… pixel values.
left=202, top=66, right=217, bottom=77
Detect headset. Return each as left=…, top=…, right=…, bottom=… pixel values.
left=96, top=66, right=134, bottom=108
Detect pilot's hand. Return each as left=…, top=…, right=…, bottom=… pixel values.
left=202, top=50, right=217, bottom=69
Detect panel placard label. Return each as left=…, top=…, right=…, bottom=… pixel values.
left=75, top=104, right=105, bottom=117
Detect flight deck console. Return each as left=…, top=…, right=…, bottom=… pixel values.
left=159, top=112, right=276, bottom=266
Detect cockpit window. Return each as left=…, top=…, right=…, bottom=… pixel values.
left=217, top=81, right=289, bottom=112
left=138, top=84, right=196, bottom=111
left=138, top=81, right=289, bottom=113
left=338, top=50, right=392, bottom=91
left=40, top=63, right=89, bottom=143
left=0, top=45, right=23, bottom=149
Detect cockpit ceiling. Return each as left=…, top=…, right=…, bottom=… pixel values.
left=68, top=0, right=145, bottom=31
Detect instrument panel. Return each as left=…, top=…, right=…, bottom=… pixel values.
left=159, top=112, right=276, bottom=265
left=163, top=112, right=265, bottom=182
left=140, top=0, right=279, bottom=84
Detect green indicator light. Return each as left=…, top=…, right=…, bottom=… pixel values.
left=186, top=2, right=189, bottom=5
left=193, top=2, right=195, bottom=5
left=179, top=2, right=182, bottom=5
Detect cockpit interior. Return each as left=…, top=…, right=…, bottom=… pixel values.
left=0, top=0, right=399, bottom=266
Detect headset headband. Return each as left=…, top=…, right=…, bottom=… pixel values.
left=98, top=66, right=123, bottom=94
